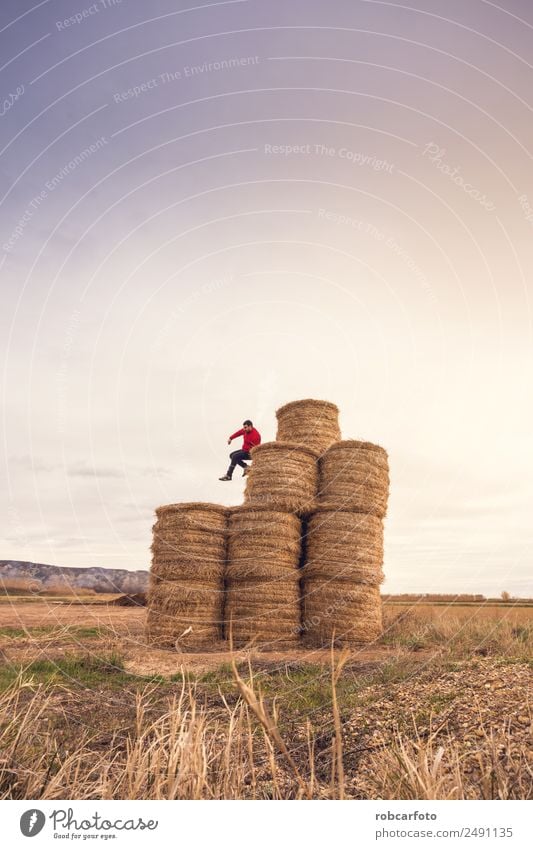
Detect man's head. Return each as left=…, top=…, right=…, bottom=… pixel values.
left=243, top=419, right=253, bottom=432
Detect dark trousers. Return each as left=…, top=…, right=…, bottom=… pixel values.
left=227, top=449, right=251, bottom=477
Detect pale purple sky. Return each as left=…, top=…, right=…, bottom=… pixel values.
left=1, top=0, right=532, bottom=594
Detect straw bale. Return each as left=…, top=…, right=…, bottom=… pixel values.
left=225, top=504, right=301, bottom=639
left=228, top=505, right=301, bottom=537
left=227, top=506, right=301, bottom=570
left=152, top=525, right=226, bottom=546
left=226, top=578, right=300, bottom=607
left=150, top=559, right=224, bottom=583
left=146, top=608, right=222, bottom=651
left=302, top=561, right=384, bottom=585
left=148, top=578, right=223, bottom=612
left=301, top=582, right=383, bottom=646
left=243, top=442, right=319, bottom=513
left=306, top=510, right=384, bottom=567
left=276, top=398, right=341, bottom=455
left=226, top=562, right=299, bottom=582
left=146, top=579, right=224, bottom=650
left=151, top=538, right=226, bottom=561
left=225, top=588, right=300, bottom=645
left=155, top=502, right=228, bottom=533
left=318, top=440, right=389, bottom=517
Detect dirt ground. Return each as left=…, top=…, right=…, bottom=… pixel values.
left=0, top=600, right=409, bottom=676
left=0, top=599, right=530, bottom=676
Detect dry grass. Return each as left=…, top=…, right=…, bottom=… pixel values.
left=382, top=604, right=533, bottom=658
left=0, top=601, right=530, bottom=800
left=363, top=722, right=533, bottom=800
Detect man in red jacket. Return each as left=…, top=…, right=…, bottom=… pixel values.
left=219, top=419, right=261, bottom=480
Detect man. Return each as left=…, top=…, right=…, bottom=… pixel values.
left=219, top=419, right=261, bottom=480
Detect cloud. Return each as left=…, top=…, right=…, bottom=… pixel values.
left=68, top=464, right=125, bottom=479
left=9, top=455, right=57, bottom=473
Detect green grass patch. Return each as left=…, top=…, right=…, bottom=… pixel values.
left=0, top=652, right=129, bottom=690
left=0, top=625, right=106, bottom=640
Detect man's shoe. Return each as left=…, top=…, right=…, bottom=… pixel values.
left=242, top=467, right=250, bottom=477
left=219, top=475, right=232, bottom=481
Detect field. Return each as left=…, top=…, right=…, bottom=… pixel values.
left=0, top=597, right=531, bottom=800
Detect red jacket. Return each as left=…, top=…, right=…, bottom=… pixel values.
left=230, top=427, right=261, bottom=452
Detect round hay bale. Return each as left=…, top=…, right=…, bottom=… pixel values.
left=150, top=559, right=224, bottom=583
left=149, top=577, right=223, bottom=611
left=276, top=398, right=341, bottom=455
left=224, top=584, right=301, bottom=647
left=302, top=561, right=384, bottom=585
left=155, top=502, right=228, bottom=533
left=146, top=579, right=224, bottom=651
left=318, top=440, right=390, bottom=517
left=226, top=562, right=299, bottom=582
left=306, top=510, right=384, bottom=567
left=228, top=504, right=301, bottom=537
left=227, top=505, right=301, bottom=572
left=146, top=608, right=223, bottom=651
left=301, top=582, right=382, bottom=646
left=151, top=537, right=226, bottom=561
left=243, top=442, right=319, bottom=513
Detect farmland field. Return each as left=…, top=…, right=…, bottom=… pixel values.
left=0, top=597, right=531, bottom=800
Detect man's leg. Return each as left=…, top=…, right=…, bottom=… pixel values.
left=233, top=450, right=251, bottom=469
left=220, top=450, right=252, bottom=481
left=225, top=450, right=240, bottom=478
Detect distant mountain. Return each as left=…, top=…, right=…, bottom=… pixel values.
left=0, top=560, right=149, bottom=594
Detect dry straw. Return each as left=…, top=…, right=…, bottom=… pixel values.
left=244, top=442, right=319, bottom=514
left=146, top=578, right=224, bottom=650
left=155, top=501, right=228, bottom=532
left=301, top=509, right=385, bottom=646
left=225, top=505, right=301, bottom=648
left=276, top=398, right=341, bottom=455
left=318, top=440, right=389, bottom=517
left=301, top=583, right=383, bottom=646
left=306, top=510, right=384, bottom=566
left=146, top=502, right=228, bottom=650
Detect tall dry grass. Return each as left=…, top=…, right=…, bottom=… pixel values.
left=1, top=659, right=531, bottom=800
left=0, top=673, right=314, bottom=800
left=363, top=723, right=533, bottom=800
left=382, top=606, right=532, bottom=659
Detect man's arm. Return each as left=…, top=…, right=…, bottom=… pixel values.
left=228, top=428, right=244, bottom=444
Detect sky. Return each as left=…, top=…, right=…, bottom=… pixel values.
left=1, top=0, right=532, bottom=595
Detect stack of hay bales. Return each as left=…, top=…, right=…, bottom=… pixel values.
left=146, top=503, right=227, bottom=650
left=146, top=400, right=389, bottom=653
left=225, top=399, right=340, bottom=649
left=301, top=440, right=389, bottom=647
left=225, top=505, right=301, bottom=647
